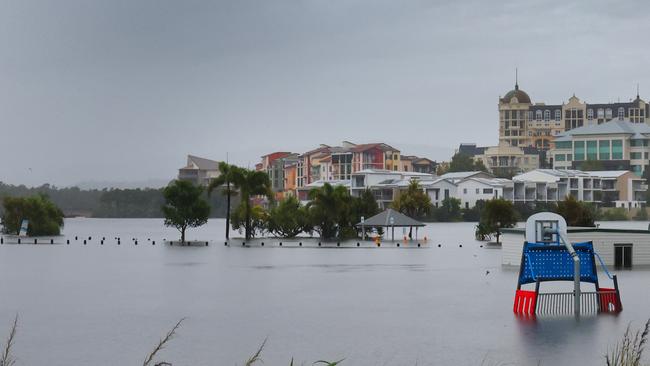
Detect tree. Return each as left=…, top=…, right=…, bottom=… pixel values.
left=475, top=198, right=518, bottom=243
left=391, top=179, right=432, bottom=219
left=350, top=189, right=380, bottom=237
left=306, top=183, right=353, bottom=240
left=162, top=180, right=210, bottom=244
left=207, top=162, right=240, bottom=239
left=231, top=203, right=267, bottom=238
left=266, top=196, right=309, bottom=238
left=1, top=194, right=64, bottom=236
left=555, top=195, right=597, bottom=227
left=434, top=197, right=463, bottom=222
left=448, top=153, right=489, bottom=173
left=224, top=167, right=272, bottom=240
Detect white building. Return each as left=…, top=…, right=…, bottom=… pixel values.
left=177, top=155, right=221, bottom=186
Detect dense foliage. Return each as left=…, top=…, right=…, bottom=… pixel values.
left=266, top=196, right=310, bottom=238
left=391, top=179, right=432, bottom=219
left=1, top=194, right=64, bottom=236
left=442, top=152, right=489, bottom=173
left=162, top=180, right=211, bottom=243
left=0, top=181, right=232, bottom=218
left=222, top=167, right=273, bottom=240
left=555, top=196, right=597, bottom=227
left=474, top=199, right=518, bottom=242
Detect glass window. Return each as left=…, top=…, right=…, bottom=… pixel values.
left=631, top=152, right=642, bottom=159
left=632, top=165, right=642, bottom=176
left=606, top=108, right=612, bottom=119
left=574, top=141, right=585, bottom=161
left=536, top=110, right=542, bottom=121
left=555, top=154, right=565, bottom=162
left=556, top=141, right=572, bottom=149
left=544, top=110, right=550, bottom=121
left=528, top=111, right=533, bottom=120
left=587, top=140, right=597, bottom=160
left=598, top=108, right=604, bottom=118
left=599, top=140, right=610, bottom=160
left=476, top=188, right=480, bottom=194
left=463, top=188, right=467, bottom=194
left=567, top=154, right=572, bottom=161
left=618, top=107, right=625, bottom=120
left=612, top=140, right=623, bottom=159
left=587, top=109, right=594, bottom=119
left=555, top=110, right=561, bottom=121
left=631, top=139, right=646, bottom=147
left=483, top=188, right=493, bottom=194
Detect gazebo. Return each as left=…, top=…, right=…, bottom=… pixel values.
left=356, top=208, right=425, bottom=241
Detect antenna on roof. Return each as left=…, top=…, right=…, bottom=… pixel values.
left=515, top=68, right=519, bottom=90
left=637, top=83, right=640, bottom=99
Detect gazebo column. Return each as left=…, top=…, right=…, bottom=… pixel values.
left=415, top=227, right=418, bottom=241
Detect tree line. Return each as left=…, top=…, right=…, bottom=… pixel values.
left=0, top=181, right=233, bottom=218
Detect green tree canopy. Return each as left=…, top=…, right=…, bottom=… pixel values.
left=475, top=198, right=518, bottom=243
left=391, top=179, right=432, bottom=219
left=448, top=153, right=489, bottom=173
left=434, top=197, right=463, bottom=222
left=306, top=183, right=353, bottom=239
left=224, top=167, right=272, bottom=240
left=266, top=196, right=309, bottom=238
left=555, top=195, right=597, bottom=227
left=162, top=180, right=210, bottom=243
left=1, top=194, right=64, bottom=236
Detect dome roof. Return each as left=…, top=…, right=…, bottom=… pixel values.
left=501, top=84, right=531, bottom=104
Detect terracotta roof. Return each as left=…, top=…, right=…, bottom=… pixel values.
left=350, top=143, right=398, bottom=153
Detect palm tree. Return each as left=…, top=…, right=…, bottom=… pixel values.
left=207, top=162, right=239, bottom=240
left=233, top=168, right=272, bottom=240
left=306, top=183, right=351, bottom=239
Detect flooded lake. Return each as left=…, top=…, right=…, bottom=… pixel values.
left=1, top=218, right=649, bottom=365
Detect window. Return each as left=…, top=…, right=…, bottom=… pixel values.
left=463, top=188, right=467, bottom=194
left=555, top=110, right=561, bottom=121
left=587, top=140, right=597, bottom=160
left=587, top=109, right=594, bottom=120
left=567, top=154, right=572, bottom=161
left=614, top=244, right=633, bottom=269
left=631, top=152, right=642, bottom=159
left=544, top=110, right=550, bottom=121
left=483, top=188, right=493, bottom=194
left=632, top=165, right=642, bottom=176
left=612, top=140, right=623, bottom=159
left=403, top=165, right=408, bottom=171
left=618, top=107, right=625, bottom=120
left=631, top=139, right=646, bottom=147
left=574, top=141, right=585, bottom=161
left=465, top=202, right=469, bottom=209
left=528, top=111, right=534, bottom=120
left=599, top=140, right=610, bottom=160
left=606, top=108, right=612, bottom=119
left=393, top=165, right=397, bottom=171
left=476, top=188, right=480, bottom=194
left=555, top=154, right=565, bottom=161
left=393, top=154, right=398, bottom=160
left=598, top=108, right=605, bottom=118
left=536, top=110, right=542, bottom=121
left=556, top=141, right=572, bottom=149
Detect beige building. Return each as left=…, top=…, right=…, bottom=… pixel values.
left=458, top=143, right=544, bottom=177
left=499, top=80, right=649, bottom=150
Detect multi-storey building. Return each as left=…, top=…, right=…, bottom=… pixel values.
left=507, top=169, right=646, bottom=208
left=178, top=155, right=221, bottom=186
left=401, top=156, right=438, bottom=173
left=261, top=152, right=300, bottom=200
left=499, top=81, right=649, bottom=150
left=551, top=120, right=650, bottom=176
left=458, top=143, right=544, bottom=176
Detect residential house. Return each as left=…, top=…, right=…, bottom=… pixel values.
left=178, top=155, right=221, bottom=186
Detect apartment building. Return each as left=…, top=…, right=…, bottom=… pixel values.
left=459, top=143, right=544, bottom=176
left=552, top=119, right=650, bottom=176
left=507, top=169, right=645, bottom=208
left=499, top=81, right=648, bottom=150
left=177, top=155, right=221, bottom=186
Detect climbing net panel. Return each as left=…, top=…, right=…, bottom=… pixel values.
left=518, top=241, right=598, bottom=286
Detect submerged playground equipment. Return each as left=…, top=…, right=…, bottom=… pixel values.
left=513, top=212, right=622, bottom=317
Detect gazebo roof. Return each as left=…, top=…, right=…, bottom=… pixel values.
left=356, top=208, right=425, bottom=227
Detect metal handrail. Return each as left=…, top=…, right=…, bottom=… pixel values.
left=524, top=253, right=538, bottom=281
left=593, top=251, right=614, bottom=280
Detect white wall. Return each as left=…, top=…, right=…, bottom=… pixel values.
left=456, top=180, right=501, bottom=208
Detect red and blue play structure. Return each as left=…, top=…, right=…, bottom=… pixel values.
left=513, top=213, right=622, bottom=317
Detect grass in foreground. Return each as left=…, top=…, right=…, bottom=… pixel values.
left=2, top=315, right=649, bottom=365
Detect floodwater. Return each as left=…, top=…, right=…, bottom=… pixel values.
left=1, top=219, right=649, bottom=366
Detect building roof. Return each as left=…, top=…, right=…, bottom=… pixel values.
left=501, top=84, right=531, bottom=104
left=555, top=120, right=650, bottom=142
left=439, top=171, right=494, bottom=180
left=185, top=155, right=220, bottom=171
left=458, top=143, right=486, bottom=156
left=350, top=143, right=399, bottom=153
left=582, top=170, right=630, bottom=178
left=356, top=208, right=425, bottom=227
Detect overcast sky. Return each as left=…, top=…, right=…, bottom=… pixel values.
left=2, top=0, right=650, bottom=187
